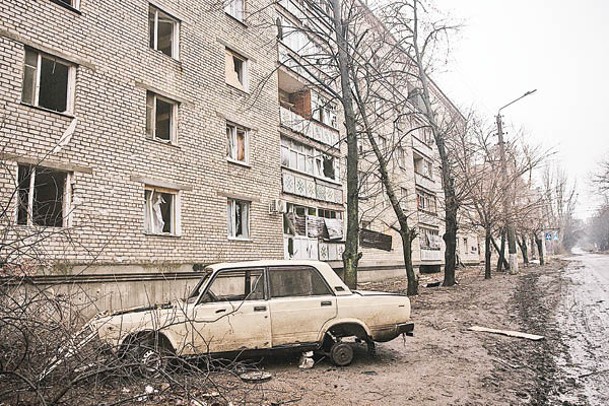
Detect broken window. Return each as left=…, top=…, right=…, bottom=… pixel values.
left=280, top=137, right=339, bottom=181
left=17, top=165, right=70, bottom=227
left=22, top=48, right=75, bottom=114
left=224, top=0, right=245, bottom=21
left=420, top=227, right=441, bottom=251
left=225, top=49, right=248, bottom=91
left=269, top=267, right=331, bottom=297
left=226, top=122, right=249, bottom=164
left=311, top=91, right=338, bottom=129
left=227, top=199, right=250, bottom=239
left=144, top=187, right=177, bottom=235
left=146, top=92, right=177, bottom=143
left=149, top=5, right=179, bottom=59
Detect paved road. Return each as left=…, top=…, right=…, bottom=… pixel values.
left=558, top=252, right=609, bottom=405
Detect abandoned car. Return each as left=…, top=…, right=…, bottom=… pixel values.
left=79, top=260, right=414, bottom=371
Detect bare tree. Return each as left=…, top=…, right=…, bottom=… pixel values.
left=379, top=0, right=463, bottom=286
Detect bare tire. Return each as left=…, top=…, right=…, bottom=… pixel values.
left=330, top=342, right=353, bottom=366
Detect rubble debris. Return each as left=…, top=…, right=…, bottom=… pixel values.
left=426, top=281, right=442, bottom=288
left=468, top=326, right=544, bottom=341
left=239, top=371, right=272, bottom=382
left=298, top=351, right=315, bottom=369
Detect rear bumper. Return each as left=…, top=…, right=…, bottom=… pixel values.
left=397, top=322, right=414, bottom=337
left=371, top=322, right=414, bottom=342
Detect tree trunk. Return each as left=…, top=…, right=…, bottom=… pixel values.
left=400, top=228, right=418, bottom=295
left=484, top=227, right=492, bottom=279
left=410, top=1, right=458, bottom=287
left=491, top=234, right=509, bottom=271
left=518, top=236, right=529, bottom=265
left=332, top=0, right=360, bottom=289
left=535, top=234, right=545, bottom=265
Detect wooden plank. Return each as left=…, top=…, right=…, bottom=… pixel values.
left=468, top=326, right=545, bottom=341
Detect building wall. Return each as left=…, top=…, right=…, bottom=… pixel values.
left=0, top=0, right=284, bottom=273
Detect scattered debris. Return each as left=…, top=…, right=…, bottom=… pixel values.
left=298, top=351, right=315, bottom=369
left=361, top=370, right=377, bottom=375
left=426, top=281, right=442, bottom=288
left=468, top=326, right=544, bottom=341
left=239, top=371, right=272, bottom=382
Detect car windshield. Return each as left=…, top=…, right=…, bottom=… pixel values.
left=186, top=272, right=212, bottom=304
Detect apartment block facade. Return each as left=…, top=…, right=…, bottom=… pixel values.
left=0, top=0, right=477, bottom=312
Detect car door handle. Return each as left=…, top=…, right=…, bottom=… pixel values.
left=254, top=306, right=267, bottom=312
left=321, top=301, right=332, bottom=307
left=215, top=308, right=227, bottom=314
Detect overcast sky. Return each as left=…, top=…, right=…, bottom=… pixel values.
left=429, top=0, right=609, bottom=219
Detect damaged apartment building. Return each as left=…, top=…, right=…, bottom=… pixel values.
left=0, top=0, right=478, bottom=312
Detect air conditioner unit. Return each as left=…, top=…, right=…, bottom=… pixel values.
left=269, top=199, right=287, bottom=214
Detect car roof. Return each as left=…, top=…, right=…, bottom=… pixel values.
left=207, top=259, right=330, bottom=270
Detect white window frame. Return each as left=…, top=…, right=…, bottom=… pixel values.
left=224, top=0, right=245, bottom=21
left=149, top=5, right=180, bottom=60
left=226, top=122, right=250, bottom=165
left=227, top=198, right=251, bottom=240
left=280, top=137, right=339, bottom=182
left=146, top=92, right=178, bottom=144
left=16, top=165, right=72, bottom=228
left=225, top=49, right=249, bottom=91
left=22, top=49, right=76, bottom=114
left=144, top=186, right=181, bottom=236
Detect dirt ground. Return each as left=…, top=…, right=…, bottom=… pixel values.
left=242, top=259, right=582, bottom=406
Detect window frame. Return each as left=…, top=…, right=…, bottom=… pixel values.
left=227, top=198, right=251, bottom=240
left=268, top=266, right=334, bottom=298
left=21, top=48, right=76, bottom=114
left=224, top=0, right=245, bottom=22
left=146, top=91, right=178, bottom=144
left=199, top=268, right=266, bottom=304
left=143, top=186, right=181, bottom=236
left=226, top=122, right=250, bottom=165
left=280, top=137, right=340, bottom=183
left=225, top=48, right=249, bottom=91
left=149, top=4, right=180, bottom=60
left=50, top=0, right=81, bottom=11
left=16, top=165, right=72, bottom=228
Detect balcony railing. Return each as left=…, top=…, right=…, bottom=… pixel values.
left=283, top=236, right=344, bottom=261
left=280, top=106, right=340, bottom=148
left=282, top=168, right=343, bottom=205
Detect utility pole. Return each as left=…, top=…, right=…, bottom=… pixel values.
left=496, top=89, right=537, bottom=274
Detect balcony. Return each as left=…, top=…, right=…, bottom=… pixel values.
left=280, top=106, right=340, bottom=148
left=283, top=236, right=344, bottom=261
left=414, top=172, right=436, bottom=191
left=420, top=249, right=443, bottom=262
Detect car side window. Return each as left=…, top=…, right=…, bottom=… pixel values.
left=269, top=267, right=332, bottom=298
left=201, top=268, right=265, bottom=303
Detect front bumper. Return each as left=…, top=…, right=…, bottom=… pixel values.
left=397, top=322, right=415, bottom=337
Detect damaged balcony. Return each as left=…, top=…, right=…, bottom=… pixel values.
left=278, top=70, right=340, bottom=149
left=283, top=207, right=345, bottom=261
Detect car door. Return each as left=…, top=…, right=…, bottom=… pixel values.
left=187, top=267, right=271, bottom=354
left=268, top=266, right=337, bottom=347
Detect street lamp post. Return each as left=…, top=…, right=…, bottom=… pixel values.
left=496, top=89, right=537, bottom=274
